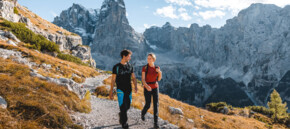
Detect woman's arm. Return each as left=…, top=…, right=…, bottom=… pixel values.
left=142, top=72, right=151, bottom=91
left=157, top=67, right=162, bottom=81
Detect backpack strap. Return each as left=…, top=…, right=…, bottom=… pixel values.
left=144, top=64, right=159, bottom=84
left=145, top=64, right=149, bottom=81
left=116, top=66, right=119, bottom=75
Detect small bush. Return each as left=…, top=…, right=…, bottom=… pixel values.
left=104, top=71, right=112, bottom=74
left=57, top=53, right=83, bottom=65
left=71, top=33, right=78, bottom=36
left=95, top=86, right=112, bottom=97
left=13, top=7, right=19, bottom=14
left=222, top=117, right=227, bottom=121
left=247, top=106, right=273, bottom=116
left=206, top=102, right=231, bottom=113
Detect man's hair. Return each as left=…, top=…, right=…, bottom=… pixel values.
left=148, top=53, right=156, bottom=61
left=120, top=49, right=132, bottom=58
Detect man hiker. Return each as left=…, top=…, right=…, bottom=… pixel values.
left=109, top=49, right=138, bottom=129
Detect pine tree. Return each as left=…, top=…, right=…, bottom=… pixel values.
left=267, top=89, right=288, bottom=122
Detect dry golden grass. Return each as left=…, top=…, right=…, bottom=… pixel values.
left=72, top=76, right=85, bottom=83
left=0, top=41, right=101, bottom=128
left=16, top=5, right=77, bottom=36
left=101, top=76, right=286, bottom=129
left=95, top=86, right=110, bottom=97
left=0, top=42, right=99, bottom=82
left=0, top=57, right=89, bottom=128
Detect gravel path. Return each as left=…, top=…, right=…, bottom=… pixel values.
left=72, top=96, right=179, bottom=129
left=71, top=75, right=179, bottom=129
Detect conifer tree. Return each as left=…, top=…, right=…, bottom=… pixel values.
left=267, top=89, right=288, bottom=122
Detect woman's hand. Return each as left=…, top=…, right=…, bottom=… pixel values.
left=145, top=85, right=152, bottom=91
left=156, top=67, right=161, bottom=73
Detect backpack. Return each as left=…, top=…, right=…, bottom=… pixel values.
left=144, top=64, right=159, bottom=84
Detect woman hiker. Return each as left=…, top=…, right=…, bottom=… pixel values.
left=141, top=53, right=162, bottom=129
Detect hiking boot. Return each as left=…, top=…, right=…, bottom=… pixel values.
left=154, top=123, right=160, bottom=129
left=141, top=114, right=145, bottom=121
left=122, top=123, right=129, bottom=129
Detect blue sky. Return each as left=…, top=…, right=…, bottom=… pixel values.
left=18, top=0, right=290, bottom=33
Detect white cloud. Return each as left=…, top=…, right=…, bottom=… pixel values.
left=145, top=6, right=149, bottom=9
left=179, top=8, right=192, bottom=20
left=180, top=13, right=192, bottom=20
left=194, top=0, right=290, bottom=15
left=178, top=7, right=187, bottom=13
left=198, top=10, right=225, bottom=20
left=195, top=6, right=201, bottom=10
left=165, top=0, right=193, bottom=6
left=193, top=12, right=198, bottom=16
left=155, top=6, right=192, bottom=21
left=154, top=5, right=179, bottom=19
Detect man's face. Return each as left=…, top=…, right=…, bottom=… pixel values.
left=124, top=54, right=132, bottom=62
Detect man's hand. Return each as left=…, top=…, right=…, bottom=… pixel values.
left=132, top=73, right=138, bottom=93
left=134, top=86, right=138, bottom=93
left=109, top=90, right=113, bottom=100
left=110, top=74, right=116, bottom=100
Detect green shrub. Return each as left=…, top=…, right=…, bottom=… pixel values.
left=71, top=33, right=79, bottom=36
left=13, top=7, right=19, bottom=14
left=247, top=106, right=273, bottom=116
left=206, top=102, right=232, bottom=113
left=222, top=117, right=226, bottom=121
left=0, top=20, right=60, bottom=53
left=104, top=71, right=112, bottom=74
left=57, top=53, right=86, bottom=65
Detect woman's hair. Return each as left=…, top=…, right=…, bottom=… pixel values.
left=148, top=53, right=156, bottom=61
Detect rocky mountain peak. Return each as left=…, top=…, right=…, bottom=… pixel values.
left=162, top=22, right=173, bottom=28
left=236, top=3, right=280, bottom=23
left=99, top=0, right=128, bottom=25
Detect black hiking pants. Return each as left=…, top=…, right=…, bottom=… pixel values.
left=141, top=87, right=159, bottom=124
left=117, top=89, right=132, bottom=126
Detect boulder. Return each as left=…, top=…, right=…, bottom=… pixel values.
left=0, top=96, right=7, bottom=108
left=168, top=106, right=184, bottom=115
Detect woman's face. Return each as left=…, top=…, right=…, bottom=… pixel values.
left=147, top=55, right=155, bottom=64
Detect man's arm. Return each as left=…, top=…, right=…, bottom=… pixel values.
left=109, top=74, right=116, bottom=100
left=131, top=73, right=138, bottom=93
